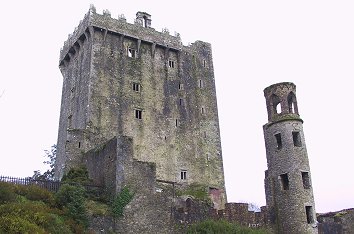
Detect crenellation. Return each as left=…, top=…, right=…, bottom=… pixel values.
left=60, top=6, right=187, bottom=66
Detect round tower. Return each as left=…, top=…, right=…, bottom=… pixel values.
left=263, top=82, right=318, bottom=234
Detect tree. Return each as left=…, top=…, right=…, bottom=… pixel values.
left=31, top=145, right=56, bottom=180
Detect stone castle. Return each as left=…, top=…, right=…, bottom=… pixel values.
left=55, top=5, right=225, bottom=211
left=55, top=5, right=321, bottom=233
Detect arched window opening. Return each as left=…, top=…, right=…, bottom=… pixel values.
left=288, top=92, right=298, bottom=114
left=271, top=94, right=281, bottom=114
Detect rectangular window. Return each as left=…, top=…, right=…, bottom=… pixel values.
left=132, top=82, right=140, bottom=92
left=279, top=173, right=289, bottom=190
left=302, top=172, right=311, bottom=189
left=305, top=206, right=314, bottom=224
left=275, top=133, right=282, bottom=150
left=127, top=47, right=136, bottom=58
left=203, top=59, right=206, bottom=67
left=292, top=131, right=302, bottom=147
left=181, top=170, right=187, bottom=180
left=175, top=119, right=178, bottom=127
left=135, top=109, right=142, bottom=119
left=199, top=79, right=203, bottom=88
left=178, top=82, right=184, bottom=90
left=201, top=107, right=205, bottom=114
left=168, top=60, right=175, bottom=68
left=179, top=98, right=183, bottom=106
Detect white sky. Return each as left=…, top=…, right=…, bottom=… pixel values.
left=0, top=0, right=353, bottom=213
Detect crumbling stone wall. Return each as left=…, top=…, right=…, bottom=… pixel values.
left=318, top=209, right=354, bottom=234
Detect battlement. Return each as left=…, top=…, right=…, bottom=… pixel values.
left=59, top=5, right=188, bottom=64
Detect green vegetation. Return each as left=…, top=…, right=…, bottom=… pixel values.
left=0, top=166, right=137, bottom=233
left=55, top=184, right=88, bottom=227
left=0, top=182, right=82, bottom=233
left=187, top=220, right=272, bottom=234
left=176, top=183, right=211, bottom=202
left=112, top=186, right=134, bottom=217
left=61, top=166, right=92, bottom=185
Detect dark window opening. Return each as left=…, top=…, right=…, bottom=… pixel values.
left=175, top=119, right=178, bottom=127
left=179, top=98, right=183, bottom=106
left=135, top=109, right=142, bottom=119
left=306, top=206, right=314, bottom=224
left=169, top=60, right=175, bottom=68
left=199, top=80, right=203, bottom=88
left=201, top=107, right=205, bottom=114
left=127, top=47, right=136, bottom=58
left=275, top=133, right=282, bottom=150
left=280, top=173, right=289, bottom=190
left=68, top=115, right=72, bottom=128
left=181, top=170, right=187, bottom=180
left=203, top=59, right=206, bottom=67
left=292, top=131, right=302, bottom=147
left=302, top=172, right=311, bottom=189
left=78, top=142, right=81, bottom=148
left=132, top=82, right=140, bottom=92
left=178, top=82, right=184, bottom=90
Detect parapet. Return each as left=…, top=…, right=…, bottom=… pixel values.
left=59, top=5, right=185, bottom=64
left=263, top=82, right=302, bottom=124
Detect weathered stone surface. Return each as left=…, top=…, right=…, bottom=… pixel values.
left=263, top=82, right=318, bottom=234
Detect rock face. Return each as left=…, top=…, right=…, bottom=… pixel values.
left=263, top=82, right=318, bottom=234
left=55, top=6, right=226, bottom=232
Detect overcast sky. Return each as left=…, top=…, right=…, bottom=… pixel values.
left=1, top=0, right=353, bottom=213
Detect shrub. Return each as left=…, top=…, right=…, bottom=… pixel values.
left=112, top=186, right=134, bottom=217
left=0, top=201, right=72, bottom=234
left=55, top=184, right=88, bottom=227
left=61, top=166, right=92, bottom=185
left=22, top=185, right=54, bottom=205
left=0, top=182, right=17, bottom=204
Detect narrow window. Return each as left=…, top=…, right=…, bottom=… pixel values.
left=275, top=133, right=282, bottom=150
left=181, top=170, right=187, bottom=180
left=201, top=107, right=205, bottom=114
left=302, top=172, right=311, bottom=189
left=292, top=131, right=302, bottom=147
left=78, top=142, right=81, bottom=148
left=179, top=98, right=183, bottom=106
left=204, top=131, right=207, bottom=138
left=279, top=173, right=289, bottom=190
left=168, top=60, right=175, bottom=68
left=135, top=109, right=142, bottom=119
left=276, top=103, right=281, bottom=114
left=127, top=47, right=136, bottom=58
left=175, top=119, right=178, bottom=127
left=68, top=115, right=72, bottom=128
left=305, top=206, right=314, bottom=224
left=132, top=82, right=140, bottom=92
left=203, top=59, right=206, bottom=67
left=178, top=82, right=184, bottom=90
left=199, top=79, right=203, bottom=88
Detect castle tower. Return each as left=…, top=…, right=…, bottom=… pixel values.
left=263, top=82, right=318, bottom=234
left=55, top=6, right=226, bottom=208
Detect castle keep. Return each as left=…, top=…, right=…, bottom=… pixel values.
left=55, top=6, right=226, bottom=209
left=263, top=82, right=317, bottom=234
